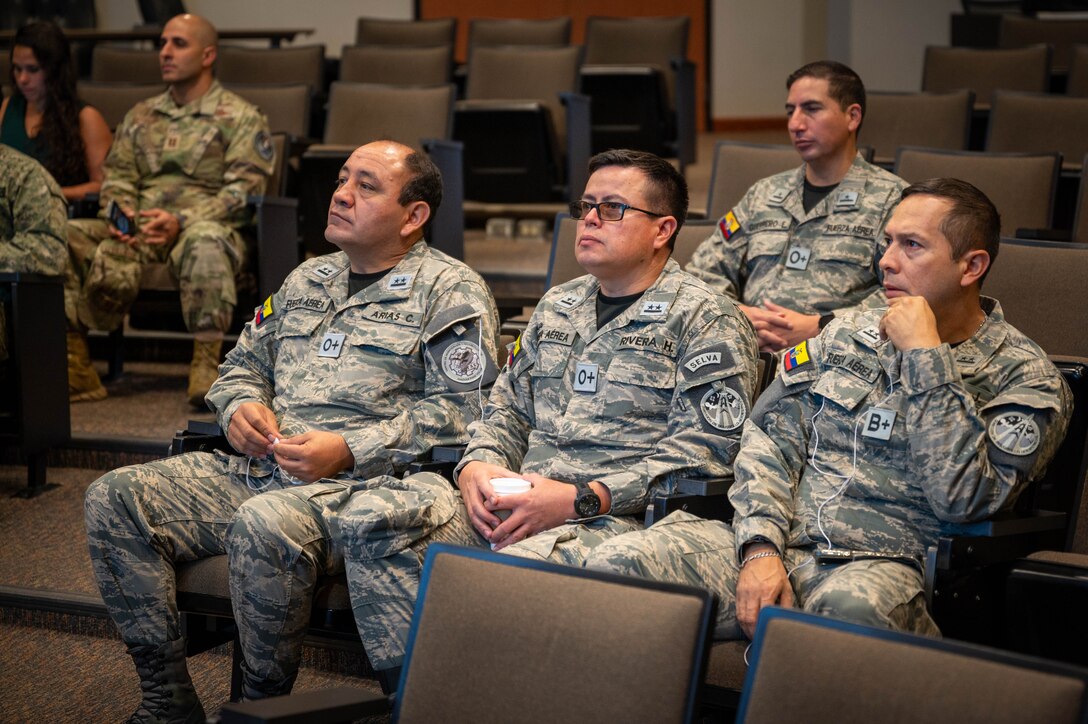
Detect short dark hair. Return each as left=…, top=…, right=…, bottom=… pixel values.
left=586, top=148, right=689, bottom=249
left=398, top=150, right=442, bottom=218
left=787, top=60, right=866, bottom=120
left=901, top=177, right=1001, bottom=278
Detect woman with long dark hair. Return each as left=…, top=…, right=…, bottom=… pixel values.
left=0, top=21, right=112, bottom=201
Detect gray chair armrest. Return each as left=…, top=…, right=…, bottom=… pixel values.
left=644, top=477, right=734, bottom=526
left=170, top=420, right=231, bottom=456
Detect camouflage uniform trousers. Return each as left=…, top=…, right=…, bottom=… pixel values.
left=84, top=450, right=293, bottom=647
left=585, top=510, right=939, bottom=640
left=66, top=218, right=245, bottom=333
left=335, top=471, right=643, bottom=672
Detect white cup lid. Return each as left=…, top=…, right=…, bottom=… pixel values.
left=490, top=477, right=531, bottom=495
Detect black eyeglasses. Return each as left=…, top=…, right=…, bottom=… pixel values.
left=569, top=200, right=666, bottom=221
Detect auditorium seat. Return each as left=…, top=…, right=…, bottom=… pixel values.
left=338, top=44, right=451, bottom=86
left=999, top=15, right=1088, bottom=75
left=216, top=45, right=325, bottom=93
left=705, top=142, right=802, bottom=220
left=466, top=16, right=571, bottom=50
left=861, top=90, right=973, bottom=168
left=76, top=81, right=165, bottom=130
left=922, top=44, right=1051, bottom=108
left=218, top=543, right=716, bottom=723
left=894, top=147, right=1060, bottom=237
left=90, top=46, right=161, bottom=84
left=987, top=90, right=1088, bottom=173
left=454, top=45, right=587, bottom=205
left=355, top=16, right=455, bottom=47
left=736, top=606, right=1088, bottom=724
left=581, top=15, right=695, bottom=168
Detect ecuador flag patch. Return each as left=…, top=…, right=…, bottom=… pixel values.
left=719, top=210, right=741, bottom=240
left=254, top=296, right=273, bottom=326
left=783, top=340, right=811, bottom=372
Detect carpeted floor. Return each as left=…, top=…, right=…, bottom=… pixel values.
left=0, top=466, right=100, bottom=595
left=0, top=621, right=387, bottom=723
left=0, top=464, right=387, bottom=723
left=70, top=360, right=216, bottom=442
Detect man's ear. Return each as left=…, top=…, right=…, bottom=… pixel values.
left=402, top=201, right=431, bottom=237
left=960, top=249, right=990, bottom=288
left=653, top=216, right=678, bottom=251
left=202, top=45, right=217, bottom=69
left=846, top=103, right=862, bottom=134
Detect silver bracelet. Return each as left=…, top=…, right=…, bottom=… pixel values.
left=741, top=550, right=781, bottom=568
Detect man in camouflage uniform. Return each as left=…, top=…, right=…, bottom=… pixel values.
left=587, top=178, right=1072, bottom=642
left=0, top=145, right=68, bottom=366
left=84, top=141, right=499, bottom=722
left=322, top=149, right=759, bottom=687
left=65, top=13, right=272, bottom=404
left=687, top=61, right=906, bottom=352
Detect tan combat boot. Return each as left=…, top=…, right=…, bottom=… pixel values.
left=187, top=337, right=222, bottom=408
left=67, top=331, right=107, bottom=402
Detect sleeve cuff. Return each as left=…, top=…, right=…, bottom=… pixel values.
left=731, top=517, right=788, bottom=565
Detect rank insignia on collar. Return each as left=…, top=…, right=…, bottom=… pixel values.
left=639, top=300, right=668, bottom=318
left=835, top=190, right=859, bottom=208
left=387, top=273, right=413, bottom=290
left=556, top=294, right=580, bottom=309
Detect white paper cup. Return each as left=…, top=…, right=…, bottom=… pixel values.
left=490, top=477, right=531, bottom=549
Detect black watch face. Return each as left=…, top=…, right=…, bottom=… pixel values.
left=576, top=492, right=601, bottom=517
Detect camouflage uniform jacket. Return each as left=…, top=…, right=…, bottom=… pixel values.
left=0, top=144, right=67, bottom=274
left=687, top=153, right=906, bottom=315
left=729, top=297, right=1072, bottom=561
left=100, top=80, right=272, bottom=232
left=456, top=259, right=760, bottom=516
left=207, top=240, right=500, bottom=481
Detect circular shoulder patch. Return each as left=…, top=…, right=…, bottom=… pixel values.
left=441, top=340, right=485, bottom=384
left=255, top=130, right=274, bottom=162
left=987, top=413, right=1041, bottom=456
left=700, top=386, right=747, bottom=432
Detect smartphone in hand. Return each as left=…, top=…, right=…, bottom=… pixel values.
left=107, top=200, right=136, bottom=236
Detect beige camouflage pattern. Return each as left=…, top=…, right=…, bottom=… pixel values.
left=0, top=145, right=68, bottom=362
left=0, top=144, right=68, bottom=275
left=686, top=154, right=906, bottom=315
left=336, top=259, right=760, bottom=671
left=587, top=297, right=1071, bottom=638
left=64, top=81, right=272, bottom=333
left=84, top=243, right=499, bottom=691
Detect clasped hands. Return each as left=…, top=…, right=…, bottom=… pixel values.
left=457, top=461, right=607, bottom=551
left=227, top=402, right=354, bottom=483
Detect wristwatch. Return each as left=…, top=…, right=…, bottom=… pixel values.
left=573, top=481, right=602, bottom=518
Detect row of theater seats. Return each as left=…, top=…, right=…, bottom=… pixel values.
left=212, top=546, right=1088, bottom=723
